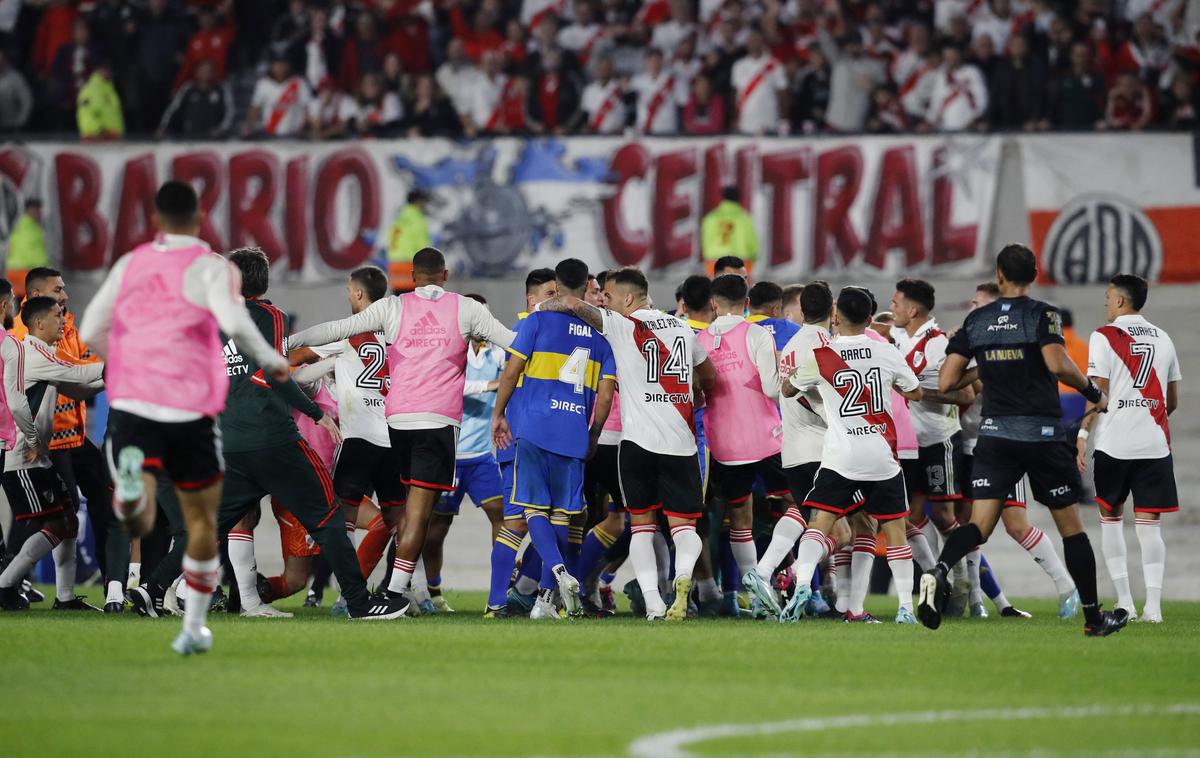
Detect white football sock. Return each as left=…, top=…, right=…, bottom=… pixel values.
left=791, top=530, right=828, bottom=588
left=906, top=523, right=937, bottom=571
left=1020, top=526, right=1075, bottom=595
left=106, top=580, right=125, bottom=604
left=227, top=530, right=261, bottom=610
left=832, top=547, right=852, bottom=613
left=966, top=548, right=983, bottom=604
left=669, top=524, right=702, bottom=580
left=1135, top=518, right=1165, bottom=617
left=990, top=591, right=1013, bottom=612
left=181, top=554, right=219, bottom=637
left=849, top=535, right=875, bottom=616
left=53, top=537, right=77, bottom=602
left=728, top=527, right=757, bottom=579
left=386, top=556, right=416, bottom=595
left=886, top=544, right=914, bottom=612
left=0, top=529, right=59, bottom=587
left=1099, top=516, right=1133, bottom=610
left=127, top=562, right=141, bottom=589
left=918, top=515, right=940, bottom=552
left=630, top=524, right=664, bottom=614
left=756, top=509, right=805, bottom=581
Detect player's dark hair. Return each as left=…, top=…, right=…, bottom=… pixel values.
left=1059, top=307, right=1075, bottom=329
left=679, top=275, right=712, bottom=313
left=228, top=247, right=270, bottom=298
left=20, top=295, right=57, bottom=327
left=976, top=282, right=1000, bottom=297
left=596, top=269, right=612, bottom=289
left=748, top=281, right=782, bottom=309
left=996, top=243, right=1038, bottom=285
left=24, top=197, right=42, bottom=211
left=525, top=267, right=556, bottom=294
left=155, top=180, right=200, bottom=227
left=712, top=255, right=745, bottom=276
left=711, top=274, right=748, bottom=304
left=1109, top=273, right=1148, bottom=311
left=465, top=293, right=487, bottom=305
left=555, top=257, right=589, bottom=295
left=25, top=267, right=62, bottom=294
left=851, top=286, right=878, bottom=316
left=836, top=287, right=873, bottom=327
left=799, top=281, right=833, bottom=323
left=895, top=278, right=935, bottom=313
left=349, top=265, right=388, bottom=302
left=412, top=247, right=446, bottom=276
left=722, top=185, right=740, bottom=202
left=0, top=279, right=12, bottom=304
left=609, top=267, right=648, bottom=295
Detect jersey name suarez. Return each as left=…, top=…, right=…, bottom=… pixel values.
left=601, top=308, right=707, bottom=457
left=313, top=331, right=390, bottom=448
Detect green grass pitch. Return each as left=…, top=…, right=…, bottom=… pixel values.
left=3, top=591, right=1199, bottom=757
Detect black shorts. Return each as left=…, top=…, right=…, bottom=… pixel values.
left=905, top=433, right=963, bottom=501
left=1, top=466, right=72, bottom=521
left=584, top=443, right=623, bottom=511
left=106, top=409, right=223, bottom=491
left=803, top=468, right=909, bottom=521
left=388, top=426, right=457, bottom=492
left=617, top=440, right=704, bottom=518
left=969, top=436, right=1081, bottom=509
left=959, top=453, right=1027, bottom=507
left=333, top=438, right=406, bottom=508
left=785, top=461, right=820, bottom=521
left=1092, top=451, right=1178, bottom=515
left=712, top=453, right=789, bottom=504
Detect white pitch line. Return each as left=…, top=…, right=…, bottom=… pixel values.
left=627, top=703, right=1200, bottom=758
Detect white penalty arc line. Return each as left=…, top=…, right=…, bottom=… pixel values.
left=628, top=703, right=1200, bottom=758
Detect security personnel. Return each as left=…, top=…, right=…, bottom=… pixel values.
left=77, top=61, right=124, bottom=140
left=701, top=186, right=758, bottom=278
left=5, top=199, right=48, bottom=295
left=386, top=189, right=432, bottom=292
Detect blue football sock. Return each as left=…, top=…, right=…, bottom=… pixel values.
left=566, top=523, right=584, bottom=578
left=488, top=526, right=523, bottom=608
left=517, top=545, right=542, bottom=587
left=599, top=570, right=616, bottom=585
left=811, top=563, right=822, bottom=592
left=526, top=511, right=565, bottom=590
left=576, top=527, right=615, bottom=591
left=979, top=553, right=1002, bottom=600
left=719, top=534, right=737, bottom=591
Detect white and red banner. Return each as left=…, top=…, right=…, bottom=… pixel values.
left=1020, top=134, right=1200, bottom=285
left=0, top=136, right=1002, bottom=281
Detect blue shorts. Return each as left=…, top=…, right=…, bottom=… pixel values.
left=501, top=459, right=522, bottom=519
left=511, top=438, right=585, bottom=515
left=436, top=454, right=504, bottom=516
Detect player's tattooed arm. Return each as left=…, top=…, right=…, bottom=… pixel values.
left=538, top=296, right=605, bottom=332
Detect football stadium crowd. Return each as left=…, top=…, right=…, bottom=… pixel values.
left=0, top=0, right=1196, bottom=140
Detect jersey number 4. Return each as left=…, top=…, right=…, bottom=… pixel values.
left=833, top=367, right=884, bottom=417
left=1129, top=343, right=1155, bottom=389
left=643, top=337, right=690, bottom=384
left=558, top=347, right=591, bottom=394
left=355, top=342, right=387, bottom=390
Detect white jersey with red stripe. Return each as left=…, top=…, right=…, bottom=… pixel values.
left=631, top=71, right=685, bottom=134
left=778, top=323, right=830, bottom=468
left=894, top=318, right=960, bottom=447
left=311, top=331, right=390, bottom=448
left=1087, top=314, right=1181, bottom=460
left=582, top=79, right=627, bottom=133
left=790, top=333, right=919, bottom=481
left=600, top=308, right=708, bottom=456
left=730, top=53, right=787, bottom=134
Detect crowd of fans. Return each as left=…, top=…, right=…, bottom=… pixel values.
left=0, top=0, right=1195, bottom=141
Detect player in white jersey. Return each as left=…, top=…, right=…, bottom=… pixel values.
left=289, top=266, right=405, bottom=573
left=780, top=288, right=925, bottom=625
left=541, top=267, right=716, bottom=621
left=1079, top=274, right=1181, bottom=623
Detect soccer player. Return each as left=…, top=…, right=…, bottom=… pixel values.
left=288, top=247, right=515, bottom=609
left=426, top=293, right=507, bottom=613
left=542, top=268, right=716, bottom=621
left=917, top=244, right=1127, bottom=637
left=288, top=266, right=406, bottom=602
left=11, top=267, right=128, bottom=613
left=0, top=297, right=105, bottom=611
left=779, top=287, right=924, bottom=624
left=80, top=181, right=315, bottom=652
left=697, top=275, right=787, bottom=605
left=747, top=280, right=800, bottom=352
left=711, top=255, right=748, bottom=279
left=889, top=279, right=980, bottom=605
left=958, top=282, right=1061, bottom=619
left=492, top=259, right=616, bottom=619
left=1079, top=274, right=1181, bottom=623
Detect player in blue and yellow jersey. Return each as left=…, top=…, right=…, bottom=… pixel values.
left=424, top=293, right=507, bottom=614
left=492, top=258, right=616, bottom=619
left=747, top=281, right=800, bottom=352
left=484, top=269, right=558, bottom=617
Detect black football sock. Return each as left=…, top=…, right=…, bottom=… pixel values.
left=1062, top=532, right=1102, bottom=626
left=936, top=523, right=982, bottom=572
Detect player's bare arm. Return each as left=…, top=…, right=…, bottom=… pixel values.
left=1042, top=342, right=1107, bottom=412
left=589, top=377, right=616, bottom=460
left=490, top=351, right=526, bottom=450
left=289, top=346, right=322, bottom=365
left=538, top=295, right=605, bottom=332
left=693, top=357, right=716, bottom=392
left=938, top=352, right=971, bottom=394
left=922, top=383, right=975, bottom=405
left=1166, top=380, right=1179, bottom=415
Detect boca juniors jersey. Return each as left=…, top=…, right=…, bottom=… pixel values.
left=510, top=311, right=616, bottom=460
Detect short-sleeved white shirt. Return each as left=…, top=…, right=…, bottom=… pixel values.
left=894, top=319, right=961, bottom=447
left=601, top=308, right=707, bottom=456
left=312, top=332, right=390, bottom=448
left=730, top=54, right=787, bottom=134
left=778, top=323, right=830, bottom=468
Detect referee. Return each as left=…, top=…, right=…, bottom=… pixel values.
left=916, top=244, right=1127, bottom=637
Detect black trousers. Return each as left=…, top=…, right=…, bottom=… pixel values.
left=51, top=439, right=131, bottom=586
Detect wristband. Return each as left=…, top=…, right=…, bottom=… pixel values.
left=1077, top=429, right=1090, bottom=442
left=1081, top=380, right=1102, bottom=404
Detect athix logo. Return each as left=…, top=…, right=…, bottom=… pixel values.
left=987, top=315, right=1019, bottom=332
